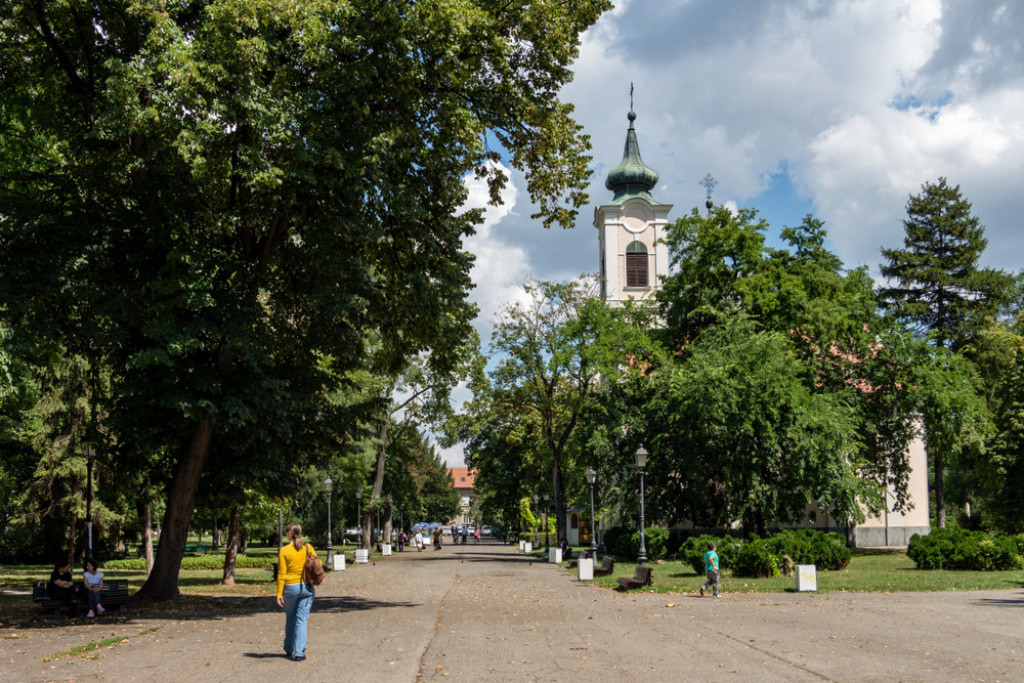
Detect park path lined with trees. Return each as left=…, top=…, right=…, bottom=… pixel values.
left=3, top=540, right=1023, bottom=682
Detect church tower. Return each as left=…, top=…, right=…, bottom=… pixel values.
left=594, top=110, right=672, bottom=306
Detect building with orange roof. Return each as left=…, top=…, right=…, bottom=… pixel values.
left=447, top=467, right=476, bottom=526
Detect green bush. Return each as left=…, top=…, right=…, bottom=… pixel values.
left=602, top=526, right=634, bottom=559
left=105, top=554, right=278, bottom=571
left=764, top=530, right=851, bottom=571
left=732, top=538, right=780, bottom=578
left=632, top=526, right=669, bottom=561
left=679, top=535, right=742, bottom=574
left=908, top=527, right=1024, bottom=571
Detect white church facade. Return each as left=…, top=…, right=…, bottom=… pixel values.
left=594, top=110, right=930, bottom=547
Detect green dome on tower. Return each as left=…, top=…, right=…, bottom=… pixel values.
left=605, top=110, right=660, bottom=203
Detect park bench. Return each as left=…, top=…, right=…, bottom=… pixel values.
left=33, top=579, right=131, bottom=614
left=615, top=565, right=653, bottom=591
left=592, top=556, right=615, bottom=577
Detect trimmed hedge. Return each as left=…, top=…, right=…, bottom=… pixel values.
left=732, top=530, right=851, bottom=578
left=907, top=527, right=1024, bottom=571
left=105, top=554, right=278, bottom=571
left=733, top=538, right=781, bottom=577
left=679, top=535, right=742, bottom=574
left=603, top=525, right=670, bottom=560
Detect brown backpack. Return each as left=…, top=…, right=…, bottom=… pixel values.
left=302, top=544, right=324, bottom=586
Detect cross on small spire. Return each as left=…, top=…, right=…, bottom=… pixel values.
left=630, top=82, right=634, bottom=111
left=699, top=173, right=718, bottom=214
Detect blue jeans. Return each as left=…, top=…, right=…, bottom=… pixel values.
left=282, top=582, right=314, bottom=657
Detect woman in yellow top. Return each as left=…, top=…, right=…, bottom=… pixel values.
left=277, top=523, right=316, bottom=661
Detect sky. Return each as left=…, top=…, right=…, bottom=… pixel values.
left=443, top=0, right=1024, bottom=467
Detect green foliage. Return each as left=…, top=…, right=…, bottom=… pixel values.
left=763, top=529, right=852, bottom=571
left=728, top=530, right=851, bottom=578
left=602, top=525, right=634, bottom=559
left=105, top=554, right=277, bottom=572
left=732, top=539, right=781, bottom=578
left=879, top=178, right=1015, bottom=351
left=0, top=0, right=610, bottom=598
left=631, top=526, right=669, bottom=561
left=907, top=527, right=1023, bottom=570
left=679, top=535, right=742, bottom=574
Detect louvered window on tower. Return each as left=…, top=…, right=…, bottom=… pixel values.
left=625, top=241, right=649, bottom=287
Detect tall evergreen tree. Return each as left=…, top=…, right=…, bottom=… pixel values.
left=879, top=178, right=1013, bottom=351
left=879, top=178, right=1012, bottom=527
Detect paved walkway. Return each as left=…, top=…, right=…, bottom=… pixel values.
left=3, top=540, right=1023, bottom=681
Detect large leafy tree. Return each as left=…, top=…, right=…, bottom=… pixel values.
left=643, top=316, right=863, bottom=536
left=879, top=178, right=1014, bottom=351
left=654, top=209, right=919, bottom=531
left=471, top=278, right=656, bottom=543
left=0, top=0, right=607, bottom=599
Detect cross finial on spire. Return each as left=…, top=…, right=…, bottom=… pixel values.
left=699, top=173, right=718, bottom=215
left=630, top=82, right=634, bottom=111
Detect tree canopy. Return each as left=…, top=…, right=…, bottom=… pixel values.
left=0, top=0, right=609, bottom=598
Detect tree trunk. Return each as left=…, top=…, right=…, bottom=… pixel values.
left=552, top=452, right=566, bottom=545
left=934, top=451, right=946, bottom=528
left=136, top=419, right=214, bottom=601
left=241, top=529, right=248, bottom=554
left=361, top=509, right=372, bottom=550
left=222, top=504, right=242, bottom=586
left=383, top=495, right=393, bottom=548
left=212, top=522, right=222, bottom=550
left=141, top=501, right=154, bottom=576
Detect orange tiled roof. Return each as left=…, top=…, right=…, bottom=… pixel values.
left=447, top=467, right=475, bottom=488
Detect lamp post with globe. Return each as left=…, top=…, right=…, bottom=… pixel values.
left=635, top=446, right=649, bottom=566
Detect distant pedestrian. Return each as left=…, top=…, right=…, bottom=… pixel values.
left=433, top=527, right=443, bottom=550
left=414, top=531, right=424, bottom=551
left=397, top=530, right=405, bottom=552
left=473, top=528, right=480, bottom=544
left=700, top=542, right=720, bottom=598
left=461, top=526, right=468, bottom=544
left=276, top=523, right=316, bottom=660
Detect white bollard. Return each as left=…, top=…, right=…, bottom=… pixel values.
left=796, top=564, right=817, bottom=591
left=524, top=541, right=532, bottom=553
left=382, top=544, right=392, bottom=556
left=577, top=557, right=594, bottom=581
left=519, top=540, right=526, bottom=551
left=355, top=549, right=369, bottom=564
left=333, top=553, right=346, bottom=571
left=549, top=548, right=562, bottom=563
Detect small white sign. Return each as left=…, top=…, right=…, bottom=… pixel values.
left=578, top=557, right=594, bottom=581
left=796, top=564, right=817, bottom=591
left=524, top=541, right=533, bottom=553
left=519, top=540, right=526, bottom=551
left=382, top=544, right=392, bottom=556
left=333, top=553, right=346, bottom=571
left=355, top=549, right=369, bottom=564
left=550, top=548, right=562, bottom=563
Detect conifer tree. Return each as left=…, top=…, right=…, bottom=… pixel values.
left=879, top=178, right=1013, bottom=351
left=879, top=178, right=1012, bottom=528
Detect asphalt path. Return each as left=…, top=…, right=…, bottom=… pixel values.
left=2, top=539, right=1023, bottom=681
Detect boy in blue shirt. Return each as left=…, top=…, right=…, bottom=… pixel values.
left=700, top=542, right=720, bottom=598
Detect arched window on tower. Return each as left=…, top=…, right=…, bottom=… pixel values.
left=625, top=241, right=649, bottom=288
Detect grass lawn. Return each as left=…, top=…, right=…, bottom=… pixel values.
left=565, top=550, right=1024, bottom=594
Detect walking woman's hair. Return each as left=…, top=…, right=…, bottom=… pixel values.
left=287, top=523, right=302, bottom=540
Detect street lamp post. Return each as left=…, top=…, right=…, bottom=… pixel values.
left=355, top=488, right=363, bottom=550
left=85, top=444, right=95, bottom=562
left=585, top=468, right=598, bottom=559
left=324, top=477, right=333, bottom=566
left=543, top=492, right=550, bottom=552
left=635, top=446, right=649, bottom=566
left=532, top=494, right=539, bottom=546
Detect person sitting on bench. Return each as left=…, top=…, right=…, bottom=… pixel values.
left=48, top=560, right=79, bottom=618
